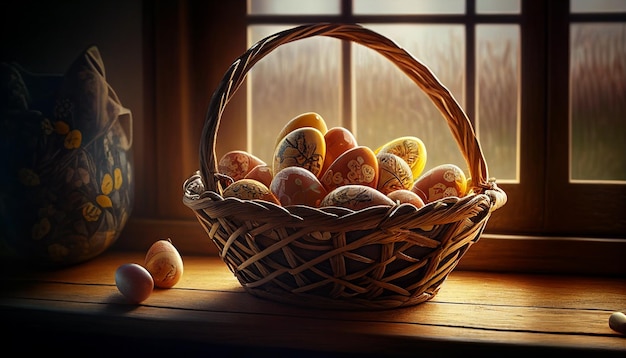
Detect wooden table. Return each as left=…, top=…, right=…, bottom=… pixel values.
left=1, top=251, right=624, bottom=357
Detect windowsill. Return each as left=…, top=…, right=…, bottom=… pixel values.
left=117, top=217, right=626, bottom=277
left=1, top=251, right=624, bottom=356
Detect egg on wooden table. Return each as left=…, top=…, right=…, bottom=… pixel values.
left=375, top=136, right=428, bottom=179
left=274, top=111, right=328, bottom=149
left=144, top=238, right=184, bottom=289
left=218, top=150, right=266, bottom=182
left=273, top=127, right=326, bottom=177
left=270, top=166, right=328, bottom=207
left=320, top=184, right=394, bottom=211
left=320, top=126, right=358, bottom=178
left=222, top=178, right=280, bottom=205
left=376, top=152, right=413, bottom=195
left=320, top=146, right=379, bottom=192
left=115, top=263, right=154, bottom=304
left=411, top=163, right=468, bottom=203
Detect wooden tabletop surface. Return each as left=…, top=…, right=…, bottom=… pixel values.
left=1, top=251, right=625, bottom=357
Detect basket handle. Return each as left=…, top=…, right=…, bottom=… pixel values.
left=200, top=23, right=497, bottom=199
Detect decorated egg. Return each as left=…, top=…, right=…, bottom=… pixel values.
left=320, top=127, right=358, bottom=178
left=387, top=189, right=425, bottom=208
left=218, top=150, right=266, bottom=182
left=270, top=166, right=328, bottom=207
left=222, top=178, right=280, bottom=204
left=411, top=164, right=468, bottom=203
left=244, top=164, right=273, bottom=188
left=273, top=127, right=326, bottom=177
left=320, top=146, right=378, bottom=192
left=275, top=112, right=328, bottom=148
left=376, top=152, right=413, bottom=195
left=375, top=136, right=427, bottom=179
left=320, top=184, right=394, bottom=210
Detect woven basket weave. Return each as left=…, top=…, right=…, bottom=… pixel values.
left=183, top=23, right=507, bottom=310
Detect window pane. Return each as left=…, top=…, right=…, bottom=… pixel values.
left=354, top=0, right=465, bottom=15
left=476, top=0, right=520, bottom=14
left=247, top=0, right=340, bottom=15
left=353, top=24, right=466, bottom=174
left=476, top=25, right=520, bottom=182
left=248, top=25, right=341, bottom=164
left=571, top=0, right=626, bottom=13
left=569, top=23, right=626, bottom=182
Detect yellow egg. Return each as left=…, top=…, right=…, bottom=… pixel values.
left=222, top=178, right=280, bottom=204
left=375, top=136, right=427, bottom=179
left=320, top=184, right=394, bottom=210
left=273, top=127, right=326, bottom=177
left=320, top=146, right=378, bottom=192
left=376, top=152, right=413, bottom=195
left=275, top=112, right=328, bottom=149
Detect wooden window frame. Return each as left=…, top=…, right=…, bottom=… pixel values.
left=118, top=0, right=626, bottom=277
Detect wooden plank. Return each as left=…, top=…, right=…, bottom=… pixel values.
left=1, top=298, right=624, bottom=357
left=1, top=251, right=625, bottom=356
left=0, top=279, right=621, bottom=337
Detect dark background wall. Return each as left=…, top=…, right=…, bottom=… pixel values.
left=0, top=0, right=144, bottom=126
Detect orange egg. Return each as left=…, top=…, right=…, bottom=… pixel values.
left=375, top=136, right=428, bottom=179
left=244, top=164, right=273, bottom=188
left=376, top=152, right=413, bottom=195
left=275, top=112, right=328, bottom=148
left=320, top=127, right=358, bottom=178
left=270, top=166, right=327, bottom=207
left=218, top=150, right=266, bottom=182
left=320, top=146, right=378, bottom=192
left=411, top=164, right=468, bottom=203
left=320, top=184, right=394, bottom=210
left=273, top=127, right=326, bottom=177
left=387, top=189, right=425, bottom=208
left=144, top=239, right=184, bottom=289
left=222, top=178, right=280, bottom=204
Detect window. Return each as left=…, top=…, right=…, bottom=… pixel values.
left=241, top=0, right=625, bottom=237
left=140, top=1, right=625, bottom=275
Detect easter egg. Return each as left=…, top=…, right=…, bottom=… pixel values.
left=218, top=150, right=266, bottom=182
left=270, top=166, right=328, bottom=207
left=411, top=164, right=468, bottom=203
left=273, top=127, right=326, bottom=177
left=115, top=263, right=154, bottom=304
left=222, top=178, right=280, bottom=204
left=320, top=127, right=358, bottom=178
left=320, top=184, right=394, bottom=210
left=144, top=238, right=184, bottom=289
left=320, top=146, right=378, bottom=192
left=387, top=189, right=425, bottom=208
left=244, top=164, right=273, bottom=188
left=375, top=136, right=427, bottom=179
left=275, top=112, right=328, bottom=148
left=376, top=152, right=413, bottom=195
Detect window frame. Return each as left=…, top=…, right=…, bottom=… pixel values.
left=244, top=0, right=542, bottom=236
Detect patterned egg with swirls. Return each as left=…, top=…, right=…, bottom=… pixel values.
left=273, top=127, right=326, bottom=177
left=320, top=146, right=378, bottom=192
left=320, top=184, right=394, bottom=210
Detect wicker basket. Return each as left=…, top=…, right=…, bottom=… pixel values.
left=183, top=23, right=507, bottom=310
